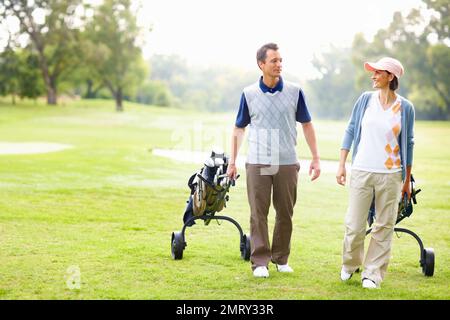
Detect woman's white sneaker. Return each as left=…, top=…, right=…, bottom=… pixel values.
left=253, top=266, right=269, bottom=278
left=362, top=278, right=378, bottom=289
left=340, top=267, right=353, bottom=281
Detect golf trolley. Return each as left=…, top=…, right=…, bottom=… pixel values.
left=171, top=150, right=251, bottom=261
left=366, top=175, right=435, bottom=276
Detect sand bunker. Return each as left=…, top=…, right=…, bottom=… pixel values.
left=0, top=142, right=73, bottom=155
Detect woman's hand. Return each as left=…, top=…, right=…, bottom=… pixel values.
left=336, top=165, right=346, bottom=186
left=401, top=178, right=411, bottom=200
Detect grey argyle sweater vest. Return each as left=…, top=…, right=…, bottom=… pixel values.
left=243, top=80, right=300, bottom=165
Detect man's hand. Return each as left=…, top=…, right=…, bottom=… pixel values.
left=309, top=158, right=321, bottom=181
left=301, top=122, right=320, bottom=181
left=336, top=165, right=346, bottom=186
left=227, top=126, right=245, bottom=182
left=227, top=163, right=238, bottom=181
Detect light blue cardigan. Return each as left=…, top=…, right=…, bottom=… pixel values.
left=341, top=91, right=415, bottom=181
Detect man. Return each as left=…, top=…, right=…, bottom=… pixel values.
left=227, top=43, right=321, bottom=278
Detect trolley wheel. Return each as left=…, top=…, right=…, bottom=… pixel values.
left=171, top=231, right=185, bottom=260
left=422, top=248, right=435, bottom=277
left=241, top=234, right=251, bottom=261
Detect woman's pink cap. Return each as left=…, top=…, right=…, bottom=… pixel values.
left=364, top=57, right=404, bottom=78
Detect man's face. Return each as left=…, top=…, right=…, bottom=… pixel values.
left=259, top=49, right=282, bottom=77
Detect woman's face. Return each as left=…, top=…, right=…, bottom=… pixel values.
left=371, top=70, right=394, bottom=89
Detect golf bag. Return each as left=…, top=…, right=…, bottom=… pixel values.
left=367, top=175, right=421, bottom=227
left=183, top=149, right=234, bottom=226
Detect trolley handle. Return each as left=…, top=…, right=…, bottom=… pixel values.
left=412, top=188, right=421, bottom=205
left=230, top=174, right=240, bottom=186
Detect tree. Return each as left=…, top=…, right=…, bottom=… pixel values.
left=83, top=0, right=147, bottom=111
left=17, top=49, right=45, bottom=100
left=0, top=44, right=20, bottom=104
left=308, top=46, right=359, bottom=119
left=0, top=36, right=43, bottom=103
left=65, top=40, right=105, bottom=100
left=423, top=0, right=449, bottom=42
left=411, top=43, right=450, bottom=119
left=135, top=80, right=172, bottom=107
left=351, top=4, right=450, bottom=119
left=149, top=54, right=189, bottom=98
left=1, top=0, right=84, bottom=105
left=148, top=54, right=261, bottom=112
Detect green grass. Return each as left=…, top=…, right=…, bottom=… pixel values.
left=0, top=98, right=449, bottom=299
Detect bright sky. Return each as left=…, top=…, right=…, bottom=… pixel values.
left=1, top=0, right=425, bottom=80
left=139, top=0, right=424, bottom=80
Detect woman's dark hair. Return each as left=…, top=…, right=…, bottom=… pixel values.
left=386, top=71, right=399, bottom=91
left=256, top=43, right=279, bottom=65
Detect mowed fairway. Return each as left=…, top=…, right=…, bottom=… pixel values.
left=0, top=99, right=449, bottom=299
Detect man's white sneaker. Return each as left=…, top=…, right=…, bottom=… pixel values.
left=340, top=268, right=353, bottom=281
left=276, top=264, right=294, bottom=273
left=362, top=278, right=378, bottom=289
left=253, top=266, right=269, bottom=278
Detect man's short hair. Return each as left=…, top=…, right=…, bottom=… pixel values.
left=256, top=43, right=279, bottom=65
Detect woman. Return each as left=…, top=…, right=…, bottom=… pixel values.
left=336, top=57, right=415, bottom=289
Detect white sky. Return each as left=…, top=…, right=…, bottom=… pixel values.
left=0, top=0, right=425, bottom=80
left=138, top=0, right=424, bottom=80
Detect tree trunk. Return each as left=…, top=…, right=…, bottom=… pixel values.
left=104, top=80, right=123, bottom=112
left=85, top=79, right=94, bottom=98
left=34, top=44, right=57, bottom=105
left=115, top=87, right=123, bottom=112
left=85, top=79, right=102, bottom=99
left=47, top=86, right=57, bottom=105
left=41, top=66, right=57, bottom=105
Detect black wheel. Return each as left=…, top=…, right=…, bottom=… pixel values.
left=422, top=248, right=435, bottom=276
left=241, top=234, right=251, bottom=261
left=171, top=231, right=185, bottom=260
